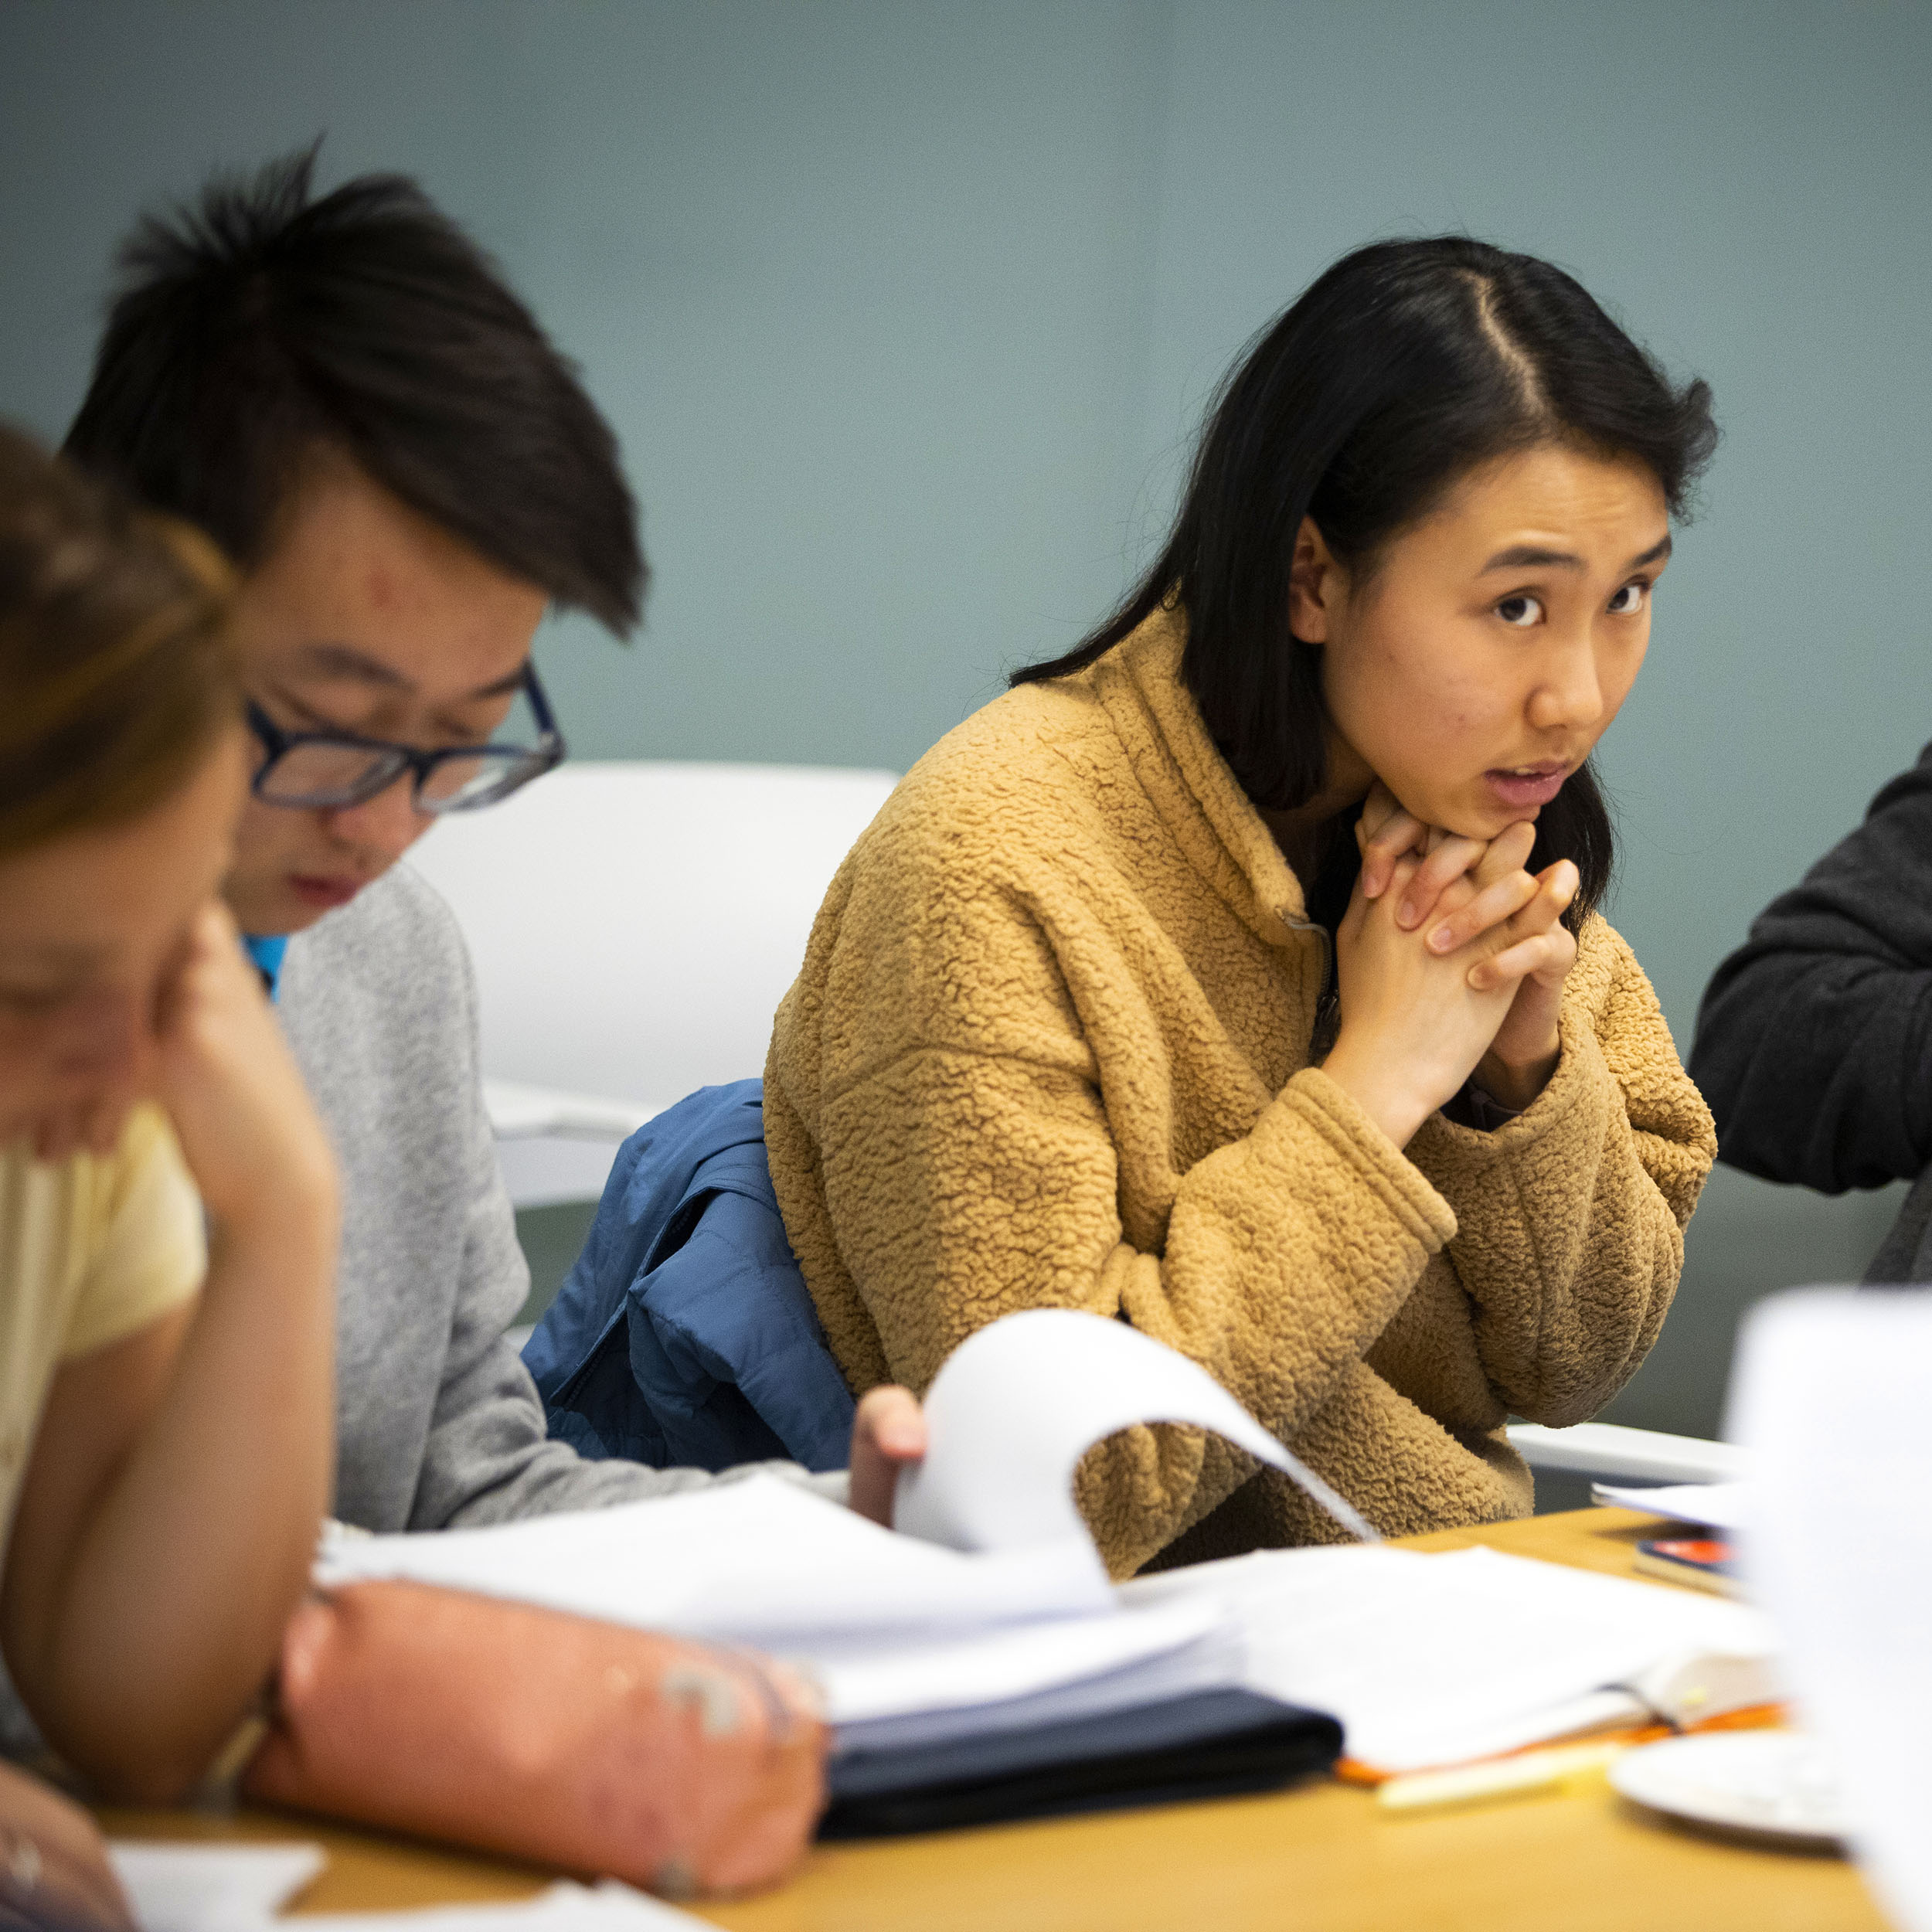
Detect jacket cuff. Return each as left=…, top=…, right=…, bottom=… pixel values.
left=1281, top=1066, right=1459, bottom=1250
left=1411, top=1012, right=1604, bottom=1173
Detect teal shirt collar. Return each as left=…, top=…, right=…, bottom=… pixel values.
left=241, top=933, right=289, bottom=1001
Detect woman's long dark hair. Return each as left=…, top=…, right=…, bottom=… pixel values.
left=1012, top=237, right=1717, bottom=928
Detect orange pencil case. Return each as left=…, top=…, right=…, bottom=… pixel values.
left=242, top=1579, right=827, bottom=1898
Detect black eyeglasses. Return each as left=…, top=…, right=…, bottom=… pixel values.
left=247, top=664, right=566, bottom=815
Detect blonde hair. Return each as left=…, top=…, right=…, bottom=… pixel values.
left=0, top=423, right=240, bottom=859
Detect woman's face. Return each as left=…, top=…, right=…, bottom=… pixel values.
left=1289, top=444, right=1671, bottom=839
left=0, top=732, right=245, bottom=1151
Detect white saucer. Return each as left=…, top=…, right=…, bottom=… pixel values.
left=1610, top=1732, right=1849, bottom=1849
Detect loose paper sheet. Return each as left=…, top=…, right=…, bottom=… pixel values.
left=1591, top=1479, right=1750, bottom=1532
left=317, top=1472, right=1111, bottom=1651
left=294, top=1879, right=707, bottom=1930
left=108, top=1842, right=323, bottom=1932
left=1730, top=1287, right=1932, bottom=1932
left=895, top=1308, right=1379, bottom=1549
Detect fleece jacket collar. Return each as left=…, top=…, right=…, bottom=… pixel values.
left=1090, top=603, right=1316, bottom=945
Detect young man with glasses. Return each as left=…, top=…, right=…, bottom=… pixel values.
left=60, top=149, right=922, bottom=1536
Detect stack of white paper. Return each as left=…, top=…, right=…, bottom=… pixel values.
left=826, top=1595, right=1247, bottom=1753
left=316, top=1310, right=1345, bottom=1753
left=1124, top=1541, right=1781, bottom=1772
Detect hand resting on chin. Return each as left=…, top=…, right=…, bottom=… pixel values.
left=1321, top=783, right=1579, bottom=1147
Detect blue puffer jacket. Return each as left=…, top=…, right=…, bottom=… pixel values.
left=522, top=1080, right=856, bottom=1473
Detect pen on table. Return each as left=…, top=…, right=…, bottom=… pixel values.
left=1376, top=1740, right=1632, bottom=1815
left=1362, top=1702, right=1789, bottom=1816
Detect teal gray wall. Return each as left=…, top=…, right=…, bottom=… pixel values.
left=5, top=1, right=1930, bottom=1434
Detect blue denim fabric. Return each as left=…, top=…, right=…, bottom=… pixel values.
left=522, top=1080, right=855, bottom=1473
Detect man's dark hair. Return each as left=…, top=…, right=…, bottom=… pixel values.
left=64, top=144, right=644, bottom=634
left=1013, top=236, right=1719, bottom=932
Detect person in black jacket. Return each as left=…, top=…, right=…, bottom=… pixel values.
left=1691, top=743, right=1932, bottom=1282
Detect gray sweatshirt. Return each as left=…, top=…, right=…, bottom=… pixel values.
left=281, top=863, right=819, bottom=1529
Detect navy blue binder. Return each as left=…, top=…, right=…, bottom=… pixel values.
left=818, top=1686, right=1342, bottom=1838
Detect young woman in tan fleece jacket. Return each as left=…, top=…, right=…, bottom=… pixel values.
left=767, top=237, right=1719, bottom=1578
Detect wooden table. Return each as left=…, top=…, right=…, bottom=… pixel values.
left=102, top=1509, right=1890, bottom=1931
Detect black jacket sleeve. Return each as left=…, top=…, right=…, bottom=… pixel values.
left=1690, top=741, right=1932, bottom=1194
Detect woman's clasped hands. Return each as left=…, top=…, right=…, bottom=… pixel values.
left=1320, top=784, right=1580, bottom=1150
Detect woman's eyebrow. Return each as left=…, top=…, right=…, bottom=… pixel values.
left=1478, top=532, right=1674, bottom=574
left=1481, top=544, right=1582, bottom=573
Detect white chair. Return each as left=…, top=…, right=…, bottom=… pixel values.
left=408, top=760, right=899, bottom=1208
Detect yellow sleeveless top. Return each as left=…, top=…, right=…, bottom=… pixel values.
left=0, top=1105, right=204, bottom=1555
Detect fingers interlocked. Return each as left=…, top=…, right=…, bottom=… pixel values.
left=1467, top=868, right=1580, bottom=993
left=1355, top=788, right=1577, bottom=994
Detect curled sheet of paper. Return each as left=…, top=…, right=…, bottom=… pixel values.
left=316, top=1473, right=1114, bottom=1648
left=894, top=1308, right=1379, bottom=1553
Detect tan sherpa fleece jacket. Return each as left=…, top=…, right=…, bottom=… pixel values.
left=766, top=606, right=1716, bottom=1578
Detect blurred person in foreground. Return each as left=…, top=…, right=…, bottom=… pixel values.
left=0, top=424, right=340, bottom=1924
